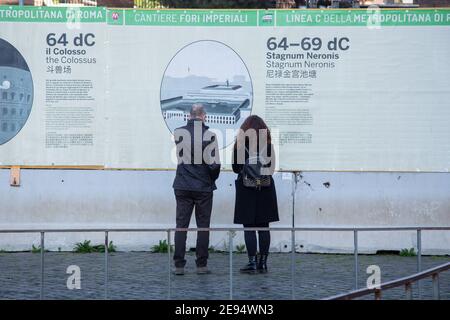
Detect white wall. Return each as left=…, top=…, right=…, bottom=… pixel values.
left=0, top=169, right=449, bottom=254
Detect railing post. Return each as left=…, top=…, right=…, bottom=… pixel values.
left=229, top=231, right=233, bottom=300
left=168, top=230, right=171, bottom=300
left=354, top=230, right=358, bottom=290
left=374, top=289, right=382, bottom=300
left=405, top=282, right=413, bottom=300
left=432, top=273, right=440, bottom=300
left=417, top=229, right=422, bottom=298
left=40, top=232, right=45, bottom=300
left=291, top=172, right=300, bottom=300
left=291, top=229, right=296, bottom=300
left=104, top=231, right=108, bottom=300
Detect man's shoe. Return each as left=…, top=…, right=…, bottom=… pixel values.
left=240, top=256, right=257, bottom=274
left=173, top=267, right=185, bottom=275
left=196, top=266, right=211, bottom=275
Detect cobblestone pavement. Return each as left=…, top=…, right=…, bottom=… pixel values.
left=0, top=252, right=448, bottom=300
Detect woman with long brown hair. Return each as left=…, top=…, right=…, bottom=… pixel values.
left=232, top=115, right=279, bottom=273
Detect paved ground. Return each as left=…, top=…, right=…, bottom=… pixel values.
left=0, top=252, right=448, bottom=300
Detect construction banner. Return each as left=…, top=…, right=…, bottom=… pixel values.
left=1, top=6, right=450, bottom=171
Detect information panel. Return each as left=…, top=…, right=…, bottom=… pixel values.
left=1, top=7, right=449, bottom=171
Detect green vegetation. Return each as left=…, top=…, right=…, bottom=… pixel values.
left=96, top=241, right=117, bottom=253
left=400, top=248, right=417, bottom=257
left=134, top=0, right=165, bottom=9
left=73, top=240, right=93, bottom=253
left=31, top=245, right=49, bottom=253
left=235, top=244, right=246, bottom=254
left=151, top=240, right=174, bottom=253
left=73, top=240, right=117, bottom=253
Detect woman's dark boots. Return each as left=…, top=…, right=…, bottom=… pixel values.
left=257, top=254, right=268, bottom=273
left=240, top=256, right=257, bottom=274
left=240, top=254, right=268, bottom=274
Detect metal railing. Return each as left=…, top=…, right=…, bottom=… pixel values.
left=323, top=261, right=450, bottom=300
left=0, top=226, right=449, bottom=300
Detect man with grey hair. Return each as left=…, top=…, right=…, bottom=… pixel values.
left=172, top=103, right=221, bottom=275
left=190, top=103, right=206, bottom=120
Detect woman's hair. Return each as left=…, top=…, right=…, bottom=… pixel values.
left=234, top=115, right=272, bottom=150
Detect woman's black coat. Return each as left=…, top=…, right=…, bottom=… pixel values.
left=232, top=143, right=279, bottom=225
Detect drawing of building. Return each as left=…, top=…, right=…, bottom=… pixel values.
left=0, top=38, right=33, bottom=145
left=161, top=81, right=251, bottom=125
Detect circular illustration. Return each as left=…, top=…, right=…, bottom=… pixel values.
left=160, top=40, right=253, bottom=148
left=0, top=38, right=33, bottom=146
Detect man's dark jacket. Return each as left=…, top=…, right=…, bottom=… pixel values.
left=173, top=119, right=221, bottom=192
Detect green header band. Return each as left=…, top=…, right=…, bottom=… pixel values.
left=1, top=6, right=449, bottom=26
left=0, top=6, right=106, bottom=23
left=123, top=9, right=257, bottom=26
left=277, top=9, right=450, bottom=26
